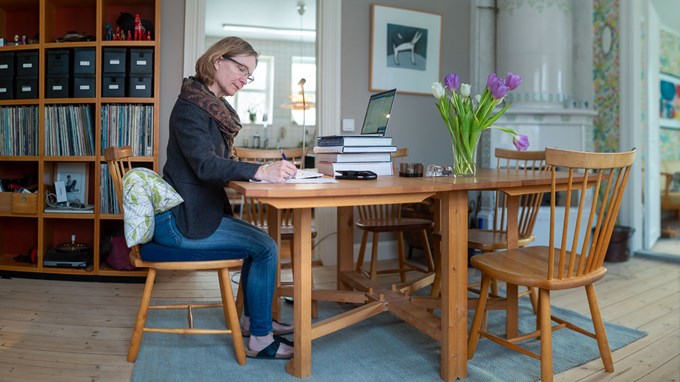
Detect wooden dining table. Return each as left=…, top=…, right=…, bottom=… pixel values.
left=229, top=168, right=557, bottom=381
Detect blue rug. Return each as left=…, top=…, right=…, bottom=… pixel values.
left=131, top=299, right=645, bottom=382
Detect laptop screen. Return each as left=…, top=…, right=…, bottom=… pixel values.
left=360, top=89, right=397, bottom=135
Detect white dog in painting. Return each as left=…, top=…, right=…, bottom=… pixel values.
left=392, top=30, right=422, bottom=65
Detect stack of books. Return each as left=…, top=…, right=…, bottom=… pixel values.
left=313, top=135, right=397, bottom=176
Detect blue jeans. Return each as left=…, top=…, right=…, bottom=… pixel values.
left=153, top=211, right=277, bottom=337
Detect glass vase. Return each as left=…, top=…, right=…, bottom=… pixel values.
left=452, top=142, right=478, bottom=177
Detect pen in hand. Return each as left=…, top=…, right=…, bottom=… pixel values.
left=279, top=148, right=289, bottom=161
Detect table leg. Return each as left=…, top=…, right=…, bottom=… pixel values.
left=439, top=190, right=468, bottom=381
left=337, top=206, right=354, bottom=291
left=505, top=195, right=520, bottom=338
left=266, top=207, right=283, bottom=321
left=286, top=207, right=313, bottom=378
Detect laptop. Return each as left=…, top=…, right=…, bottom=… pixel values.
left=359, top=88, right=397, bottom=136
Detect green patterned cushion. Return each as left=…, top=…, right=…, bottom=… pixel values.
left=122, top=168, right=183, bottom=246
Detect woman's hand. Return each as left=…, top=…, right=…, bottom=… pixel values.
left=253, top=160, right=298, bottom=183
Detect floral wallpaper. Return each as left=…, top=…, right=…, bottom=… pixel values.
left=660, top=29, right=680, bottom=77
left=659, top=29, right=680, bottom=161
left=592, top=0, right=620, bottom=153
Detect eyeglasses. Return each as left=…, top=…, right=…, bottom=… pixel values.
left=222, top=56, right=255, bottom=84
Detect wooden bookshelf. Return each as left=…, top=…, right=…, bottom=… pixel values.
left=0, top=0, right=159, bottom=278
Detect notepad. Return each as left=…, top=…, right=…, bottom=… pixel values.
left=295, top=169, right=323, bottom=179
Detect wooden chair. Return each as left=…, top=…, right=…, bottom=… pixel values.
left=355, top=148, right=435, bottom=283
left=104, top=146, right=246, bottom=365
left=467, top=147, right=636, bottom=382
left=660, top=159, right=680, bottom=225
left=234, top=147, right=318, bottom=317
left=467, top=148, right=550, bottom=305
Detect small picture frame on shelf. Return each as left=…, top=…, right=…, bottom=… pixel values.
left=55, top=163, right=88, bottom=205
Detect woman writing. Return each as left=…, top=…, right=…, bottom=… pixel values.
left=153, top=36, right=297, bottom=359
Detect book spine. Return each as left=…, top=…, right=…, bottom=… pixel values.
left=316, top=153, right=391, bottom=162
left=317, top=137, right=344, bottom=146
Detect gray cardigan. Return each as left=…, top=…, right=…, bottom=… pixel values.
left=163, top=97, right=260, bottom=239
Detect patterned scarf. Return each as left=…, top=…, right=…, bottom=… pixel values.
left=177, top=77, right=241, bottom=159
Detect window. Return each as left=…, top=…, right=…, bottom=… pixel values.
left=290, top=56, right=316, bottom=126
left=226, top=55, right=274, bottom=125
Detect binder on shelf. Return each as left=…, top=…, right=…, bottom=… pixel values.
left=315, top=152, right=392, bottom=163
left=317, top=135, right=393, bottom=147
left=317, top=161, right=393, bottom=176
left=313, top=145, right=397, bottom=153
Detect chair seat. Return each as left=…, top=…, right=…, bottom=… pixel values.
left=138, top=242, right=244, bottom=267
left=356, top=217, right=434, bottom=232
left=470, top=245, right=608, bottom=290
left=468, top=229, right=535, bottom=251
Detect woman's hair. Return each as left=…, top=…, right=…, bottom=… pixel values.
left=195, top=36, right=259, bottom=86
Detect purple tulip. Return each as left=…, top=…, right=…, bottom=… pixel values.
left=512, top=134, right=530, bottom=151
left=444, top=73, right=460, bottom=91
left=486, top=73, right=499, bottom=89
left=505, top=72, right=522, bottom=90
left=491, top=81, right=508, bottom=99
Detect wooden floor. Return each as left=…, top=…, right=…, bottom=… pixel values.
left=0, top=256, right=678, bottom=382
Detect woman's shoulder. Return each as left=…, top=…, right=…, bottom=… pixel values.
left=170, top=98, right=212, bottom=122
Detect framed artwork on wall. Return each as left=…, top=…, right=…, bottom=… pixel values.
left=660, top=73, right=680, bottom=129
left=55, top=162, right=88, bottom=204
left=370, top=4, right=442, bottom=96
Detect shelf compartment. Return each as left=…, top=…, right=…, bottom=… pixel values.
left=0, top=0, right=40, bottom=46
left=0, top=106, right=38, bottom=155
left=43, top=161, right=96, bottom=209
left=102, top=0, right=156, bottom=41
left=44, top=104, right=96, bottom=156
left=44, top=0, right=97, bottom=44
left=0, top=216, right=38, bottom=268
left=42, top=217, right=95, bottom=268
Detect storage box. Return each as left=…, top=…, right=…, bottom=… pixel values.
left=102, top=48, right=126, bottom=73
left=102, top=74, right=125, bottom=97
left=12, top=193, right=37, bottom=214
left=73, top=48, right=95, bottom=75
left=0, top=77, right=13, bottom=100
left=0, top=192, right=37, bottom=214
left=15, top=77, right=38, bottom=99
left=46, top=49, right=70, bottom=75
left=0, top=51, right=14, bottom=77
left=73, top=76, right=95, bottom=98
left=127, top=74, right=152, bottom=97
left=0, top=193, right=10, bottom=212
left=46, top=75, right=70, bottom=98
left=128, top=48, right=153, bottom=74
left=15, top=51, right=39, bottom=77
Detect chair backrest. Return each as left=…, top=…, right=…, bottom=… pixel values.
left=544, top=147, right=636, bottom=280
left=236, top=147, right=305, bottom=168
left=234, top=147, right=305, bottom=227
left=356, top=148, right=408, bottom=222
left=491, top=148, right=550, bottom=239
left=103, top=146, right=142, bottom=259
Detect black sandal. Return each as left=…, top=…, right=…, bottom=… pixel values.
left=245, top=335, right=294, bottom=359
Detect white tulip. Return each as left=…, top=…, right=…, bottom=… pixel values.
left=461, top=83, right=471, bottom=97
left=431, top=82, right=445, bottom=99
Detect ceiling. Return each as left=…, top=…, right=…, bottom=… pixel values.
left=204, top=0, right=316, bottom=42
left=204, top=0, right=679, bottom=42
